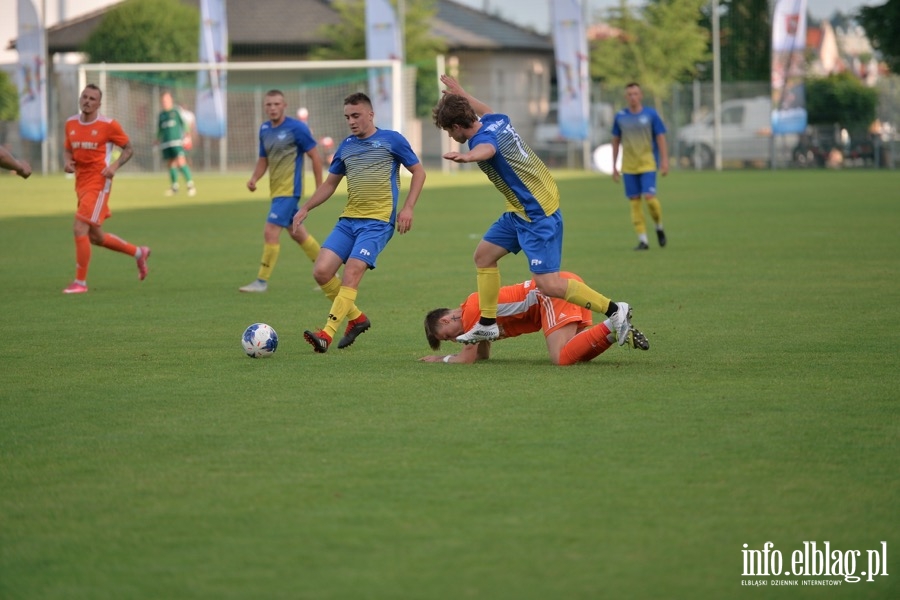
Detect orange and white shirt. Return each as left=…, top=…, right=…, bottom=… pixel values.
left=64, top=114, right=129, bottom=194
left=459, top=272, right=592, bottom=340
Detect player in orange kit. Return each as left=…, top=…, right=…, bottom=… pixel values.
left=62, top=84, right=150, bottom=294
left=421, top=272, right=649, bottom=365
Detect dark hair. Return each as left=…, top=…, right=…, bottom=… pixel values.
left=266, top=89, right=285, bottom=98
left=344, top=92, right=372, bottom=108
left=625, top=82, right=641, bottom=90
left=424, top=308, right=451, bottom=350
left=432, top=94, right=479, bottom=129
left=84, top=83, right=102, bottom=99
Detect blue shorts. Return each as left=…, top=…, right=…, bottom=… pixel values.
left=267, top=196, right=300, bottom=228
left=623, top=172, right=658, bottom=198
left=322, top=217, right=395, bottom=269
left=483, top=211, right=562, bottom=275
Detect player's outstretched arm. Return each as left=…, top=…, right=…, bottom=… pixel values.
left=0, top=147, right=32, bottom=179
left=419, top=343, right=482, bottom=364
left=293, top=172, right=342, bottom=233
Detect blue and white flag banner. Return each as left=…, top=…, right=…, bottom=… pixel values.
left=16, top=0, right=47, bottom=142
left=196, top=0, right=228, bottom=138
left=771, top=0, right=807, bottom=134
left=552, top=0, right=589, bottom=141
left=365, top=0, right=402, bottom=130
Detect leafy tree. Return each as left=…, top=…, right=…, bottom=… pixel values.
left=806, top=72, right=878, bottom=128
left=697, top=0, right=770, bottom=82
left=81, top=0, right=199, bottom=64
left=311, top=0, right=446, bottom=118
left=0, top=70, right=18, bottom=145
left=590, top=0, right=709, bottom=104
left=857, top=0, right=900, bottom=74
left=0, top=71, right=18, bottom=122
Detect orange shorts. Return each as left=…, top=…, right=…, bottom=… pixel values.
left=540, top=295, right=593, bottom=337
left=75, top=182, right=113, bottom=225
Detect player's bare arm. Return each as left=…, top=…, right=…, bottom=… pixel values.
left=292, top=172, right=342, bottom=233
left=396, top=162, right=426, bottom=234
left=657, top=132, right=669, bottom=176
left=305, top=147, right=324, bottom=189
left=63, top=149, right=76, bottom=173
left=443, top=143, right=496, bottom=164
left=440, top=74, right=492, bottom=116
left=611, top=137, right=621, bottom=182
left=420, top=342, right=481, bottom=364
left=247, top=156, right=268, bottom=192
left=0, top=147, right=32, bottom=178
left=102, top=140, right=133, bottom=178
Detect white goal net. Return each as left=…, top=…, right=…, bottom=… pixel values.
left=70, top=60, right=411, bottom=173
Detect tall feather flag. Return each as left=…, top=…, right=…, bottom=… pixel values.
left=552, top=0, right=589, bottom=141
left=771, top=0, right=807, bottom=134
left=16, top=0, right=47, bottom=142
left=365, top=0, right=402, bottom=130
left=196, top=0, right=228, bottom=138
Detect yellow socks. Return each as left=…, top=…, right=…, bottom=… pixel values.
left=320, top=276, right=362, bottom=322
left=324, top=286, right=357, bottom=339
left=630, top=199, right=646, bottom=235
left=299, top=235, right=321, bottom=262
left=257, top=243, right=280, bottom=281
left=476, top=267, right=501, bottom=320
left=564, top=279, right=612, bottom=314
left=646, top=197, right=663, bottom=225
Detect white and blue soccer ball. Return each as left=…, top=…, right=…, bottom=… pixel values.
left=242, top=323, right=278, bottom=358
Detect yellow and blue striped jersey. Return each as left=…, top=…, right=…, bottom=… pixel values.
left=470, top=114, right=559, bottom=222
left=258, top=117, right=317, bottom=198
left=329, top=129, right=420, bottom=224
left=612, top=107, right=667, bottom=174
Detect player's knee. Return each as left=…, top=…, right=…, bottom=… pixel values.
left=535, top=277, right=565, bottom=298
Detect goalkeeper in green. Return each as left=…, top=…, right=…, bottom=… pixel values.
left=157, top=91, right=196, bottom=197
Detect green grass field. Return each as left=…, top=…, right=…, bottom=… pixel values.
left=1, top=168, right=898, bottom=599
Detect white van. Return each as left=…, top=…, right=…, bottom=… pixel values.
left=533, top=102, right=614, bottom=157
left=677, top=97, right=798, bottom=168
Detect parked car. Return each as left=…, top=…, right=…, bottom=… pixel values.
left=677, top=97, right=799, bottom=168
left=533, top=102, right=614, bottom=157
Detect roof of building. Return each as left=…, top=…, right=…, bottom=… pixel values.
left=9, top=0, right=551, bottom=56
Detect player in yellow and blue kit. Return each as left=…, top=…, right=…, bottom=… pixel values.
left=242, top=90, right=324, bottom=293
left=611, top=82, right=669, bottom=250
left=432, top=74, right=635, bottom=346
left=292, top=92, right=426, bottom=352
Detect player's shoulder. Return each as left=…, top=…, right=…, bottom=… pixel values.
left=374, top=128, right=409, bottom=142
left=480, top=113, right=508, bottom=126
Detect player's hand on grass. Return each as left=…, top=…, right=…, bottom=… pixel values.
left=419, top=355, right=447, bottom=363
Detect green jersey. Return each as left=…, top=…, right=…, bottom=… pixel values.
left=158, top=109, right=186, bottom=150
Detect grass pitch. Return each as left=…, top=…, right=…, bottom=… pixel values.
left=1, top=168, right=898, bottom=599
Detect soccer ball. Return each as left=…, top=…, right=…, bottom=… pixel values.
left=242, top=323, right=278, bottom=358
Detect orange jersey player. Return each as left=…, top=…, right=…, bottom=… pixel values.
left=61, top=84, right=150, bottom=294
left=422, top=272, right=650, bottom=365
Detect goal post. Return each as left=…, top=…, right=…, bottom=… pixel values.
left=71, top=60, right=406, bottom=173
